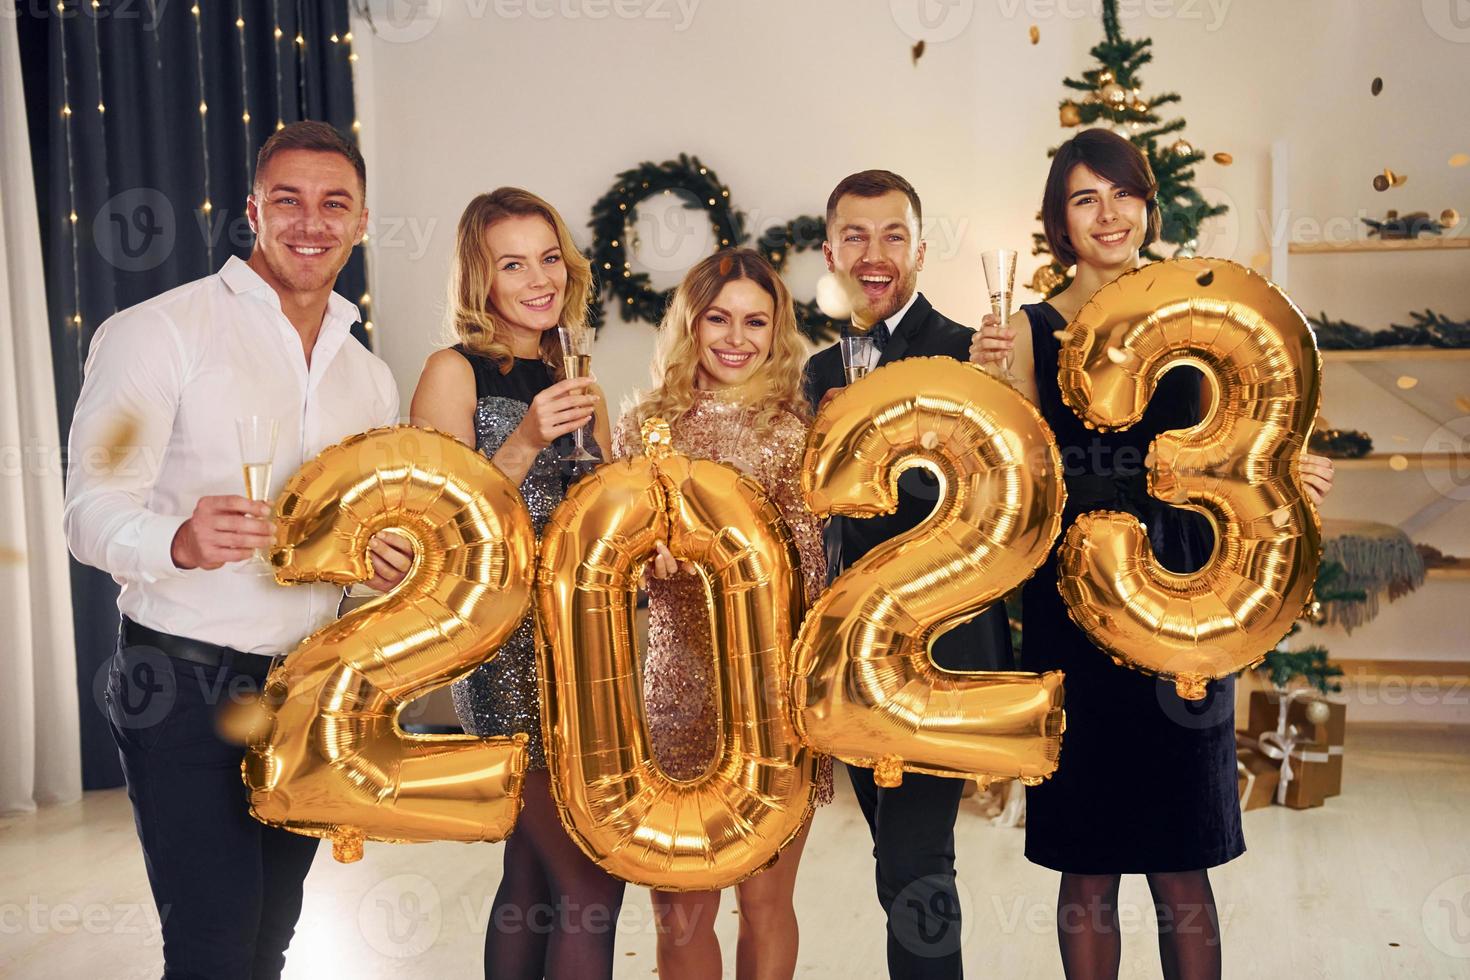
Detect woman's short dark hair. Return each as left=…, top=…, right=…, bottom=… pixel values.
left=1041, top=128, right=1159, bottom=268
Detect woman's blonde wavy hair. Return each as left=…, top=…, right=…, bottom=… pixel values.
left=626, top=248, right=810, bottom=439
left=445, top=187, right=594, bottom=375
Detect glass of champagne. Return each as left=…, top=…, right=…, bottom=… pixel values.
left=236, top=415, right=279, bottom=573
left=981, top=248, right=1018, bottom=381
left=557, top=326, right=599, bottom=463
left=839, top=333, right=877, bottom=386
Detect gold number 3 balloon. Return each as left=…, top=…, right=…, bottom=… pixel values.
left=794, top=357, right=1067, bottom=789
left=243, top=427, right=535, bottom=862
left=1055, top=258, right=1322, bottom=699
left=536, top=419, right=815, bottom=891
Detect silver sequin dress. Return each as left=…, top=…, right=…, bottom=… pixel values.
left=449, top=346, right=584, bottom=770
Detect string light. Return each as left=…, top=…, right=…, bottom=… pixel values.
left=191, top=0, right=214, bottom=266
left=272, top=0, right=284, bottom=130
left=237, top=1, right=251, bottom=178
left=58, top=3, right=81, bottom=334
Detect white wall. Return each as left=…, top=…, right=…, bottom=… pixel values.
left=352, top=0, right=1470, bottom=713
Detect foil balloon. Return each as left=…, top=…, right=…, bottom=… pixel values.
left=536, top=418, right=815, bottom=891
left=1054, top=258, right=1322, bottom=700
left=795, top=357, right=1067, bottom=789
left=243, top=426, right=534, bottom=862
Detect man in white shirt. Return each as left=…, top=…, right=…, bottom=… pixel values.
left=64, top=121, right=408, bottom=980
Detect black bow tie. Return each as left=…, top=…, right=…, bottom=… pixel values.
left=844, top=319, right=891, bottom=351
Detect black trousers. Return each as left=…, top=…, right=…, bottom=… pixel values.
left=849, top=764, right=967, bottom=979
left=106, top=636, right=319, bottom=980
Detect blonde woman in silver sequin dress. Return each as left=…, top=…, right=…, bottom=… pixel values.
left=410, top=188, right=624, bottom=980
left=614, top=248, right=832, bottom=980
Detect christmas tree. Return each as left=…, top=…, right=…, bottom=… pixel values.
left=1254, top=562, right=1363, bottom=694
left=1030, top=0, right=1227, bottom=295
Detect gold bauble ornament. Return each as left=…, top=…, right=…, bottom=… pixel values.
left=1170, top=139, right=1195, bottom=157
left=1101, top=82, right=1126, bottom=104
left=1060, top=102, right=1082, bottom=127
left=1030, top=264, right=1065, bottom=294
left=1305, top=699, right=1331, bottom=726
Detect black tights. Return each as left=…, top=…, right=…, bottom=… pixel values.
left=483, top=771, right=626, bottom=980
left=1056, top=870, right=1222, bottom=980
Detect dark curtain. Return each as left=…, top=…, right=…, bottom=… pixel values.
left=19, top=0, right=370, bottom=789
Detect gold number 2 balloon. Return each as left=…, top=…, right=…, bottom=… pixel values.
left=1055, top=258, right=1322, bottom=700
left=536, top=419, right=815, bottom=891
left=795, top=357, right=1067, bottom=789
left=243, top=427, right=535, bottom=862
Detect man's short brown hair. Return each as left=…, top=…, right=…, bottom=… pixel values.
left=825, top=170, right=922, bottom=235
left=252, top=120, right=366, bottom=197
left=1041, top=128, right=1159, bottom=268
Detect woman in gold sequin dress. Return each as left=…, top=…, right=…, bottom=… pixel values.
left=411, top=188, right=625, bottom=980
left=614, top=249, right=831, bottom=980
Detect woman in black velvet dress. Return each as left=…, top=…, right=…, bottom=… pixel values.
left=970, top=129, right=1336, bottom=980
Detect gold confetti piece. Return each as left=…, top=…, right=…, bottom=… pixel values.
left=1449, top=153, right=1469, bottom=168
left=1391, top=170, right=1407, bottom=187
left=1394, top=434, right=1410, bottom=443
left=1371, top=77, right=1383, bottom=96
left=1196, top=269, right=1215, bottom=287
left=1029, top=24, right=1040, bottom=44
left=1389, top=454, right=1408, bottom=471
left=0, top=547, right=25, bottom=565
left=1397, top=375, right=1419, bottom=390
left=911, top=40, right=925, bottom=65
left=1442, top=208, right=1461, bottom=228
left=1105, top=346, right=1129, bottom=365
left=1457, top=396, right=1470, bottom=413
left=96, top=416, right=140, bottom=474
left=1373, top=174, right=1390, bottom=192
left=1052, top=329, right=1070, bottom=341
left=1213, top=151, right=1233, bottom=165
left=1250, top=251, right=1270, bottom=271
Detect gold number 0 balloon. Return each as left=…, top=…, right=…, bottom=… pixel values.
left=794, top=357, right=1067, bottom=789
left=536, top=419, right=815, bottom=891
left=1055, top=258, right=1322, bottom=699
left=243, top=427, right=535, bottom=862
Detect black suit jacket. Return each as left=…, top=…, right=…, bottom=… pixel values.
left=802, top=292, right=1014, bottom=671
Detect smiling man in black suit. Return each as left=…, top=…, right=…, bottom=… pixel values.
left=803, top=169, right=1011, bottom=979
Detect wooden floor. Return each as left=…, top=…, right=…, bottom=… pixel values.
left=3, top=726, right=1467, bottom=978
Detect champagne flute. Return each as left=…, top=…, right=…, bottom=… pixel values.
left=981, top=248, right=1018, bottom=381
left=235, top=415, right=279, bottom=573
left=557, top=326, right=599, bottom=463
left=839, top=333, right=877, bottom=386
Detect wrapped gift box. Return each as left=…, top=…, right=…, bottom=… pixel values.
left=1236, top=741, right=1280, bottom=811
left=1280, top=739, right=1335, bottom=809
left=1244, top=691, right=1346, bottom=798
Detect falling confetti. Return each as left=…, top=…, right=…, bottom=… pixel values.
left=0, top=546, right=25, bottom=565
left=1388, top=168, right=1407, bottom=187
left=1393, top=434, right=1411, bottom=443
left=1450, top=153, right=1470, bottom=168
left=1442, top=208, right=1461, bottom=228
left=1397, top=375, right=1419, bottom=390
left=1456, top=396, right=1470, bottom=414
left=1371, top=77, right=1383, bottom=96
left=911, top=40, right=925, bottom=65
left=1389, top=454, right=1409, bottom=471
left=1373, top=174, right=1390, bottom=192
left=1029, top=24, right=1040, bottom=44
left=1250, top=251, right=1270, bottom=271
left=1213, top=152, right=1233, bottom=165
left=1196, top=269, right=1215, bottom=287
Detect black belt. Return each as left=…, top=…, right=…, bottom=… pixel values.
left=120, top=617, right=278, bottom=682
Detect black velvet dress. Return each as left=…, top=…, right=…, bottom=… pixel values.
left=1020, top=302, right=1245, bottom=875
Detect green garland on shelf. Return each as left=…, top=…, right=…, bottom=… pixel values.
left=1310, top=308, right=1470, bottom=350
left=586, top=154, right=839, bottom=342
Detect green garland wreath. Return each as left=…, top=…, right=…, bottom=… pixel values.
left=587, top=154, right=839, bottom=343
left=756, top=215, right=842, bottom=343
left=586, top=154, right=744, bottom=330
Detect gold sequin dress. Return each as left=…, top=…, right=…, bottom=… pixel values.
left=614, top=390, right=834, bottom=805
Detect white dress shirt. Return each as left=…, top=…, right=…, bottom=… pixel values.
left=64, top=256, right=400, bottom=656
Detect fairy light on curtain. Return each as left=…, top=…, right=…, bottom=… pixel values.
left=58, top=2, right=82, bottom=340
left=272, top=0, right=285, bottom=130
left=338, top=11, right=372, bottom=337
left=236, top=0, right=252, bottom=177
left=190, top=1, right=214, bottom=267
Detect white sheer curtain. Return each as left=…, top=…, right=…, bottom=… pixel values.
left=0, top=15, right=82, bottom=814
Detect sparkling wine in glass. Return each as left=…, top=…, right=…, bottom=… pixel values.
left=839, top=333, right=877, bottom=387
left=235, top=415, right=279, bottom=572
left=557, top=326, right=599, bottom=463
left=981, top=248, right=1018, bottom=381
